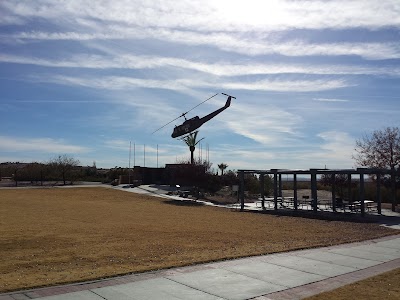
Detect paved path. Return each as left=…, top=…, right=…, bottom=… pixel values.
left=1, top=235, right=399, bottom=300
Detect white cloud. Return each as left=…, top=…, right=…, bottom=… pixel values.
left=222, top=79, right=351, bottom=92
left=2, top=0, right=399, bottom=60
left=44, top=75, right=191, bottom=91
left=219, top=131, right=357, bottom=170
left=3, top=53, right=400, bottom=76
left=3, top=0, right=400, bottom=31
left=313, top=98, right=349, bottom=102
left=314, top=131, right=356, bottom=167
left=0, top=136, right=90, bottom=153
left=224, top=103, right=303, bottom=145
left=103, top=139, right=131, bottom=151
left=271, top=41, right=400, bottom=60
left=214, top=131, right=357, bottom=170
left=35, top=74, right=352, bottom=93
left=8, top=29, right=400, bottom=60
left=207, top=0, right=400, bottom=31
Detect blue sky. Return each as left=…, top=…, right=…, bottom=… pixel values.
left=1, top=1, right=399, bottom=171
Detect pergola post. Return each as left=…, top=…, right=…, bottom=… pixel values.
left=332, top=172, right=336, bottom=212
left=347, top=173, right=352, bottom=202
left=293, top=173, right=298, bottom=210
left=239, top=171, right=245, bottom=211
left=278, top=173, right=282, bottom=198
left=359, top=169, right=365, bottom=217
left=377, top=173, right=382, bottom=214
left=311, top=169, right=318, bottom=212
left=273, top=170, right=278, bottom=210
left=260, top=173, right=265, bottom=210
left=391, top=168, right=397, bottom=212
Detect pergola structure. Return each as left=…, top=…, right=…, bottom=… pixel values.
left=238, top=168, right=398, bottom=217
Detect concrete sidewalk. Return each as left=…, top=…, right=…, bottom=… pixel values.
left=1, top=235, right=399, bottom=300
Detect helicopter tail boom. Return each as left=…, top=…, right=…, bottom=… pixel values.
left=171, top=95, right=234, bottom=138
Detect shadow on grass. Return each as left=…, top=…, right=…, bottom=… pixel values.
left=163, top=199, right=205, bottom=207
left=244, top=208, right=400, bottom=225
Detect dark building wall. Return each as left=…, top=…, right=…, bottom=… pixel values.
left=129, top=166, right=166, bottom=185
left=119, top=165, right=206, bottom=186
left=165, top=164, right=206, bottom=187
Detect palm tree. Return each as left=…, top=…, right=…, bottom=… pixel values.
left=182, top=131, right=204, bottom=164
left=218, top=163, right=228, bottom=176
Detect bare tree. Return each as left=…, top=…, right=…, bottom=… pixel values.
left=353, top=127, right=399, bottom=210
left=21, top=162, right=46, bottom=185
left=49, top=155, right=80, bottom=185
left=319, top=173, right=352, bottom=199
left=353, top=127, right=400, bottom=171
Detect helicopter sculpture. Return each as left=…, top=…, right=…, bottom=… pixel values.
left=152, top=93, right=235, bottom=139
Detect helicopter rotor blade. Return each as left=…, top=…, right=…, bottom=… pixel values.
left=184, top=93, right=219, bottom=115
left=151, top=93, right=219, bottom=135
left=151, top=113, right=186, bottom=134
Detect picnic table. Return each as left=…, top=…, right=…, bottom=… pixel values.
left=347, top=200, right=377, bottom=212
left=256, top=197, right=286, bottom=208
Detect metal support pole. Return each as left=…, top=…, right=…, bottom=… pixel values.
left=347, top=173, right=352, bottom=202
left=359, top=171, right=365, bottom=217
left=311, top=170, right=318, bottom=212
left=391, top=168, right=397, bottom=212
left=260, top=173, right=265, bottom=210
left=278, top=173, right=282, bottom=198
left=377, top=173, right=382, bottom=214
left=332, top=173, right=336, bottom=212
left=273, top=170, right=278, bottom=210
left=239, top=171, right=245, bottom=211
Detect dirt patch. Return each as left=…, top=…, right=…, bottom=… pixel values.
left=0, top=187, right=398, bottom=292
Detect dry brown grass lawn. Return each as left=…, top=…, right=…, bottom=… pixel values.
left=0, top=187, right=398, bottom=292
left=306, top=268, right=400, bottom=300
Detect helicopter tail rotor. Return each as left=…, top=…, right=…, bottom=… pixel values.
left=222, top=93, right=236, bottom=99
